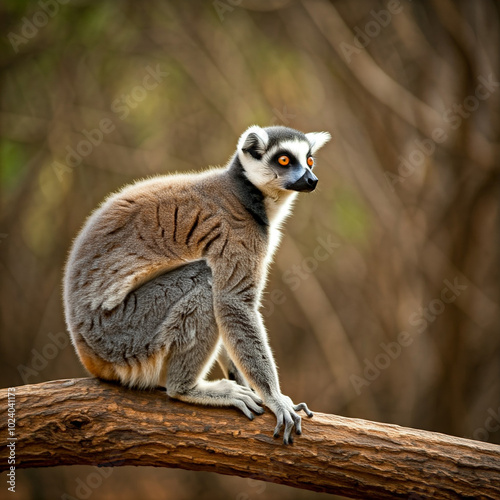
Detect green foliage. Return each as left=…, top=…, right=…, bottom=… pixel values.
left=334, top=189, right=370, bottom=245
left=0, top=140, right=27, bottom=195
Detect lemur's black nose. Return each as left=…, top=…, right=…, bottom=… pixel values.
left=301, top=170, right=318, bottom=192
left=286, top=169, right=318, bottom=192
left=307, top=175, right=318, bottom=190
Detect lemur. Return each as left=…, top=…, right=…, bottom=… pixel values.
left=64, top=125, right=331, bottom=444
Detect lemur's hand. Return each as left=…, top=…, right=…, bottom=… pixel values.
left=265, top=394, right=313, bottom=444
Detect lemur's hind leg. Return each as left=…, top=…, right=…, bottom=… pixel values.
left=75, top=260, right=215, bottom=388
left=163, top=284, right=263, bottom=419
left=75, top=258, right=258, bottom=415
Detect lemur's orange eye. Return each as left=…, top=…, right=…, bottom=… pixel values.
left=307, top=157, right=314, bottom=167
left=278, top=156, right=290, bottom=166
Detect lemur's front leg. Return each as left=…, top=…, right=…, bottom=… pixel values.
left=211, top=257, right=313, bottom=444
left=163, top=282, right=264, bottom=420
left=218, top=344, right=251, bottom=388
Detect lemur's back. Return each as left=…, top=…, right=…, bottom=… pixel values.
left=64, top=168, right=260, bottom=311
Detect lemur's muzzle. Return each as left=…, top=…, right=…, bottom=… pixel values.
left=286, top=169, right=318, bottom=193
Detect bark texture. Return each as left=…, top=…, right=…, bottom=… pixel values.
left=1, top=378, right=499, bottom=499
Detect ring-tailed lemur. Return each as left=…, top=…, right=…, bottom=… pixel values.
left=64, top=125, right=331, bottom=444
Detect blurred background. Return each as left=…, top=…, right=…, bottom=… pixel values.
left=1, top=0, right=499, bottom=498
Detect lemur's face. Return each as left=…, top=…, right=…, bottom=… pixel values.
left=237, top=125, right=331, bottom=195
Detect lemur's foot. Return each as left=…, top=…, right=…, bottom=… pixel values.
left=167, top=379, right=264, bottom=420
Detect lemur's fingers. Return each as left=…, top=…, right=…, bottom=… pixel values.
left=233, top=399, right=255, bottom=420
left=268, top=396, right=313, bottom=443
left=241, top=395, right=264, bottom=415
left=291, top=411, right=302, bottom=435
left=239, top=386, right=262, bottom=404
left=293, top=402, right=313, bottom=418
left=273, top=413, right=284, bottom=438
left=283, top=412, right=295, bottom=445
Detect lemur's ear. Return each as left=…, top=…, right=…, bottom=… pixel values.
left=238, top=125, right=269, bottom=159
left=305, top=132, right=332, bottom=154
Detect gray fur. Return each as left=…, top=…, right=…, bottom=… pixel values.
left=73, top=260, right=213, bottom=364
left=64, top=125, right=330, bottom=444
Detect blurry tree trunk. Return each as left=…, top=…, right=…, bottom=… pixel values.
left=1, top=378, right=499, bottom=500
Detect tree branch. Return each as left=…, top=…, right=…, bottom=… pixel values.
left=1, top=378, right=499, bottom=499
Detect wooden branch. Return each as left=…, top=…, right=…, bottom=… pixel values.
left=1, top=379, right=499, bottom=499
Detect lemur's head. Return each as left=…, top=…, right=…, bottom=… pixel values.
left=237, top=125, right=331, bottom=196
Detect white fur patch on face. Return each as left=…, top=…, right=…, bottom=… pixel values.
left=237, top=152, right=276, bottom=189
left=237, top=125, right=274, bottom=190
left=305, top=131, right=332, bottom=154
